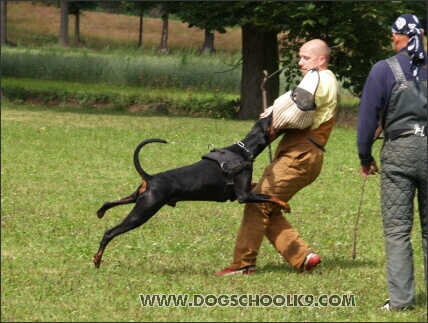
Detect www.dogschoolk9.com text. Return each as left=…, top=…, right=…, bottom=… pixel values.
left=139, top=294, right=356, bottom=307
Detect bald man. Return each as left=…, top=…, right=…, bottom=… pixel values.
left=217, top=39, right=339, bottom=275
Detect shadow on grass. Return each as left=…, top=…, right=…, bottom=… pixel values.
left=259, top=257, right=378, bottom=274
left=134, top=257, right=379, bottom=276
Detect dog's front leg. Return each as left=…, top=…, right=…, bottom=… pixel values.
left=234, top=172, right=291, bottom=212
left=238, top=192, right=291, bottom=213
left=264, top=194, right=291, bottom=213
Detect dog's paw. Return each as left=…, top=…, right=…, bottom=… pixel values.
left=96, top=210, right=105, bottom=219
left=282, top=204, right=291, bottom=213
left=93, top=254, right=104, bottom=269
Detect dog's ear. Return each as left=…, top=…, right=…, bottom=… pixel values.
left=263, top=114, right=280, bottom=144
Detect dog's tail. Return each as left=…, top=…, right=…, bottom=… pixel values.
left=133, top=138, right=168, bottom=179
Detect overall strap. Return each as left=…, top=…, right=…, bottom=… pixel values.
left=383, top=55, right=427, bottom=140
left=380, top=56, right=407, bottom=130
left=386, top=56, right=407, bottom=88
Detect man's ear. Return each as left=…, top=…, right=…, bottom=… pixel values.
left=392, top=33, right=400, bottom=46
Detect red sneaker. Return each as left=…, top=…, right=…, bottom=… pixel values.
left=215, top=265, right=256, bottom=276
left=299, top=252, right=322, bottom=273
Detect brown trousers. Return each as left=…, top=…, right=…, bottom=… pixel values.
left=230, top=117, right=335, bottom=270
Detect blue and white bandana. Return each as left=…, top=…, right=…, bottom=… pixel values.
left=391, top=14, right=426, bottom=78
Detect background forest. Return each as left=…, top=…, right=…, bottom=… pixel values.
left=2, top=1, right=426, bottom=119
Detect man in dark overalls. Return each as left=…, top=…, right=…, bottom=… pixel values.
left=357, top=14, right=427, bottom=310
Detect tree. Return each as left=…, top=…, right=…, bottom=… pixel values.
left=221, top=1, right=295, bottom=119
left=58, top=1, right=98, bottom=47
left=177, top=1, right=426, bottom=119
left=177, top=1, right=295, bottom=119
left=200, top=29, right=215, bottom=55
left=157, top=2, right=169, bottom=54
left=68, top=1, right=98, bottom=46
left=122, top=1, right=158, bottom=48
left=1, top=1, right=8, bottom=46
left=176, top=1, right=234, bottom=55
left=240, top=24, right=280, bottom=119
left=59, top=1, right=69, bottom=47
left=154, top=2, right=181, bottom=54
left=278, top=1, right=427, bottom=97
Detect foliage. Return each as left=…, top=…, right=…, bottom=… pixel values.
left=176, top=1, right=237, bottom=34
left=40, top=1, right=99, bottom=14
left=278, top=1, right=427, bottom=96
left=174, top=1, right=427, bottom=97
left=1, top=101, right=426, bottom=322
left=1, top=77, right=240, bottom=119
left=67, top=1, right=98, bottom=16
left=169, top=95, right=240, bottom=119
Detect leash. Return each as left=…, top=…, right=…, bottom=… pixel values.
left=261, top=68, right=285, bottom=163
left=261, top=70, right=273, bottom=163
left=352, top=176, right=367, bottom=259
left=352, top=126, right=383, bottom=259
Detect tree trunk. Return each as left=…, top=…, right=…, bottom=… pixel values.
left=1, top=1, right=7, bottom=46
left=59, top=1, right=69, bottom=46
left=200, top=29, right=215, bottom=55
left=239, top=24, right=279, bottom=120
left=157, top=13, right=169, bottom=54
left=138, top=12, right=143, bottom=48
left=74, top=10, right=81, bottom=46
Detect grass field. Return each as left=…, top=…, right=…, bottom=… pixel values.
left=1, top=100, right=426, bottom=322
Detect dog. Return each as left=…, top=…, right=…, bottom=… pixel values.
left=93, top=113, right=290, bottom=268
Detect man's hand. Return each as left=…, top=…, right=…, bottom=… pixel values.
left=360, top=160, right=380, bottom=177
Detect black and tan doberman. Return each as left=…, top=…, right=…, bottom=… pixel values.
left=93, top=113, right=289, bottom=268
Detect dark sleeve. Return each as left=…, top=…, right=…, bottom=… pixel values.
left=357, top=60, right=391, bottom=166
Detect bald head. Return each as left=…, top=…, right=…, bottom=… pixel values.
left=298, top=39, right=331, bottom=74
left=303, top=39, right=331, bottom=60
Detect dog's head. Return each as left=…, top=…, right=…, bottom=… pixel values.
left=258, top=112, right=285, bottom=145
left=241, top=113, right=284, bottom=159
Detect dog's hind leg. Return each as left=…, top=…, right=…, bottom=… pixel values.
left=93, top=194, right=163, bottom=268
left=96, top=185, right=144, bottom=218
left=96, top=193, right=137, bottom=218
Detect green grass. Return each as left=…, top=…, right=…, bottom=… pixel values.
left=1, top=77, right=241, bottom=119
left=1, top=47, right=243, bottom=92
left=1, top=48, right=360, bottom=122
left=1, top=100, right=426, bottom=322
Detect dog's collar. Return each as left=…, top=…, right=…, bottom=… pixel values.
left=237, top=141, right=254, bottom=161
